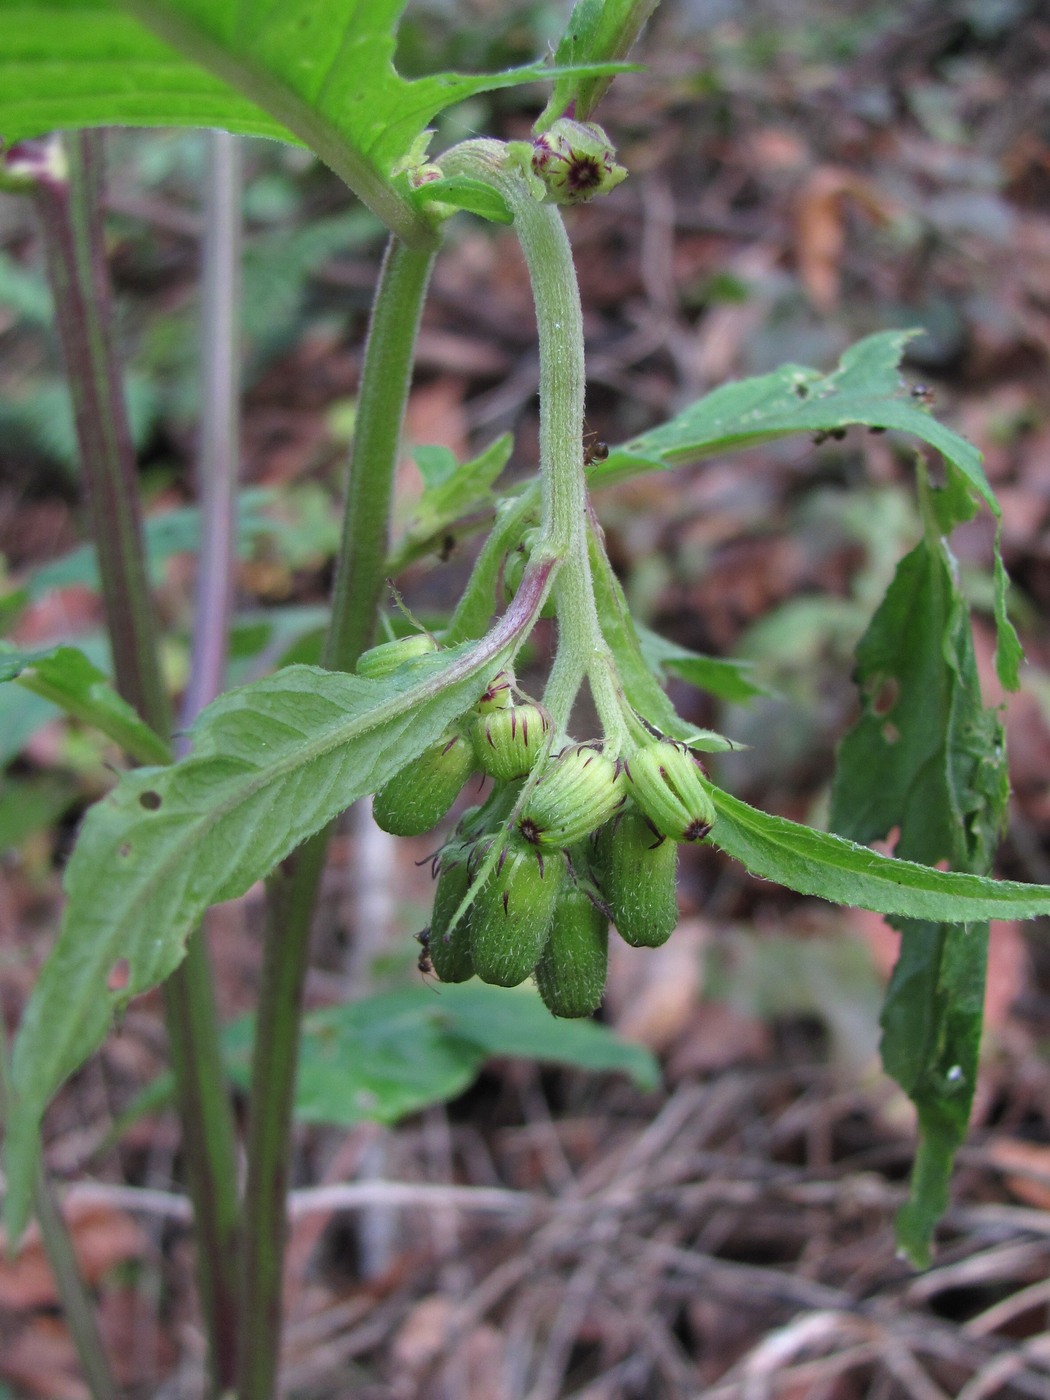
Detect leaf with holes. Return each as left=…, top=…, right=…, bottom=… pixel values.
left=830, top=473, right=1009, bottom=1265
left=5, top=635, right=524, bottom=1241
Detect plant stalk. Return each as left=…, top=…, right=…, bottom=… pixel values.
left=236, top=236, right=434, bottom=1400
left=34, top=130, right=240, bottom=1396
left=0, top=1032, right=117, bottom=1400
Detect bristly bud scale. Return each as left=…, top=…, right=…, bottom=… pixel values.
left=534, top=883, right=609, bottom=1018
left=470, top=836, right=565, bottom=987
left=372, top=730, right=475, bottom=837
left=624, top=740, right=716, bottom=843
left=597, top=806, right=679, bottom=948
left=519, top=745, right=626, bottom=848
left=356, top=632, right=438, bottom=679
left=472, top=702, right=552, bottom=782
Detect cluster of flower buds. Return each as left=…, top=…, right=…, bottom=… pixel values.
left=360, top=640, right=716, bottom=1016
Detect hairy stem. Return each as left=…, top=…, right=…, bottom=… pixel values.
left=440, top=141, right=607, bottom=731
left=34, top=131, right=240, bottom=1396
left=237, top=237, right=434, bottom=1400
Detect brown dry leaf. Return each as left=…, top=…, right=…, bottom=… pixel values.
left=986, top=1137, right=1050, bottom=1211
left=0, top=1199, right=148, bottom=1310
left=606, top=917, right=709, bottom=1053
left=794, top=166, right=892, bottom=311
left=391, top=1294, right=459, bottom=1376
left=0, top=1316, right=88, bottom=1400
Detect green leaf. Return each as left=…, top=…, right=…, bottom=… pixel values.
left=0, top=773, right=79, bottom=850
left=588, top=524, right=734, bottom=751
left=222, top=982, right=658, bottom=1126
left=5, top=637, right=519, bottom=1241
left=0, top=644, right=171, bottom=765
left=1, top=1, right=624, bottom=245
left=881, top=918, right=987, bottom=1266
left=707, top=784, right=1050, bottom=923
left=389, top=435, right=513, bottom=573
left=829, top=538, right=1007, bottom=868
left=636, top=623, right=767, bottom=704
left=829, top=478, right=1009, bottom=1265
left=592, top=332, right=1021, bottom=690
left=410, top=176, right=514, bottom=225
left=537, top=0, right=654, bottom=128
left=115, top=981, right=658, bottom=1136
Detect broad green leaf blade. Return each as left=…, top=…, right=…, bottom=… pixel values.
left=588, top=524, right=735, bottom=751
left=592, top=331, right=1021, bottom=689
left=707, top=785, right=1050, bottom=923
left=830, top=485, right=1009, bottom=1265
left=0, top=644, right=171, bottom=765
left=2, top=1, right=625, bottom=244
left=881, top=918, right=987, bottom=1266
left=537, top=0, right=655, bottom=128
left=389, top=434, right=514, bottom=574
left=5, top=637, right=518, bottom=1240
left=223, top=983, right=658, bottom=1126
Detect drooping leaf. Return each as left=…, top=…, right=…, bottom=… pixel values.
left=5, top=637, right=519, bottom=1240
left=537, top=0, right=654, bottom=129
left=707, top=784, right=1050, bottom=923
left=636, top=623, right=766, bottom=704
left=829, top=475, right=1009, bottom=1265
left=588, top=524, right=734, bottom=751
left=222, top=982, right=658, bottom=1126
left=389, top=434, right=513, bottom=573
left=1, top=0, right=624, bottom=245
left=0, top=644, right=171, bottom=765
left=592, top=331, right=1021, bottom=689
left=880, top=917, right=987, bottom=1265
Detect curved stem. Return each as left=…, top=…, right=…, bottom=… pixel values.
left=441, top=141, right=606, bottom=730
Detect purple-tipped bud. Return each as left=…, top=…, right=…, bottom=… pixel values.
left=476, top=669, right=516, bottom=714
left=624, top=741, right=716, bottom=843
left=357, top=632, right=438, bottom=679
left=520, top=745, right=626, bottom=848
left=473, top=702, right=552, bottom=781
left=530, top=119, right=627, bottom=206
left=372, top=730, right=475, bottom=836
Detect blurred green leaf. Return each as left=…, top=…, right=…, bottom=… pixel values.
left=223, top=982, right=658, bottom=1125
left=0, top=644, right=171, bottom=765
left=0, top=773, right=79, bottom=851
left=636, top=623, right=766, bottom=703
left=389, top=434, right=513, bottom=572
left=27, top=490, right=276, bottom=598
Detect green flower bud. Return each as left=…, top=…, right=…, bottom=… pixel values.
left=534, top=883, right=609, bottom=1018
left=625, top=741, right=716, bottom=843
left=519, top=745, right=626, bottom=848
left=597, top=807, right=678, bottom=948
left=427, top=842, right=475, bottom=983
left=476, top=669, right=516, bottom=713
left=472, top=702, right=552, bottom=781
left=470, top=837, right=565, bottom=987
left=372, top=731, right=475, bottom=836
left=530, top=119, right=627, bottom=206
left=357, top=632, right=438, bottom=679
